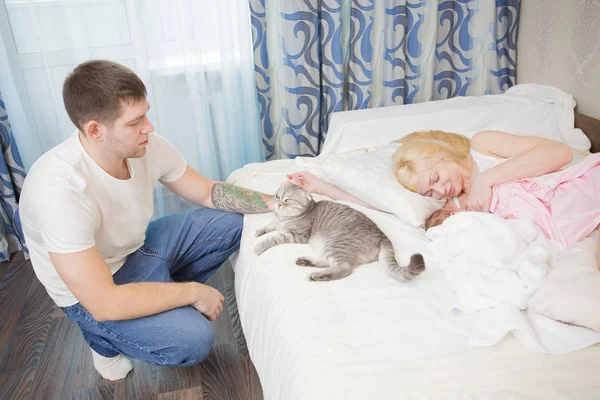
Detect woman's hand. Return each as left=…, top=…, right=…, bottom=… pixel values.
left=465, top=172, right=493, bottom=212
left=287, top=172, right=325, bottom=194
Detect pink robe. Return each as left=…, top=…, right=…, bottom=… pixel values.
left=490, top=153, right=600, bottom=247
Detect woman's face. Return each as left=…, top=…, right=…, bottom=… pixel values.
left=416, top=159, right=468, bottom=200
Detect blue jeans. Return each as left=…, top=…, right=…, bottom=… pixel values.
left=61, top=208, right=243, bottom=367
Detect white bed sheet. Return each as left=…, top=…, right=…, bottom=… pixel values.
left=228, top=159, right=600, bottom=400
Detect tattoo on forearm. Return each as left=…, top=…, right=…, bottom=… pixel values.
left=211, top=183, right=272, bottom=214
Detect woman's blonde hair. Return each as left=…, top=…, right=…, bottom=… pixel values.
left=392, top=130, right=470, bottom=192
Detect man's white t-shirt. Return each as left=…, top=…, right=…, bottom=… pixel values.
left=20, top=132, right=187, bottom=307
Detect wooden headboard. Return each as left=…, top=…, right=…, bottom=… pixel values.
left=575, top=112, right=600, bottom=153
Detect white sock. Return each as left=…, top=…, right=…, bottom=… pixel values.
left=90, top=348, right=134, bottom=381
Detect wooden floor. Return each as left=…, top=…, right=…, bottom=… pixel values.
left=0, top=254, right=263, bottom=400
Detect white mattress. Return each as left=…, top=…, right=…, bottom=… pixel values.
left=228, top=159, right=600, bottom=400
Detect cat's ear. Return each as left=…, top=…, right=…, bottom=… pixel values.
left=299, top=187, right=313, bottom=201
left=278, top=180, right=290, bottom=190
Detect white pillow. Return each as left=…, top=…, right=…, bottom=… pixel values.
left=322, top=85, right=589, bottom=156
left=315, top=142, right=444, bottom=226
left=528, top=236, right=600, bottom=332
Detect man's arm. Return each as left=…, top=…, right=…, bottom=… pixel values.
left=50, top=247, right=224, bottom=321
left=162, top=166, right=273, bottom=214
left=209, top=182, right=273, bottom=213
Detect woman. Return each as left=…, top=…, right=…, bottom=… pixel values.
left=290, top=130, right=572, bottom=212
left=289, top=130, right=600, bottom=268
left=392, top=129, right=572, bottom=210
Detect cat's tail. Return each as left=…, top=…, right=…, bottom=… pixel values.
left=380, top=239, right=425, bottom=282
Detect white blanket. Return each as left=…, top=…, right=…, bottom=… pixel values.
left=426, top=213, right=552, bottom=311
left=426, top=212, right=600, bottom=354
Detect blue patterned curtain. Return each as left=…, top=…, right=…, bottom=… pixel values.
left=0, top=93, right=28, bottom=262
left=250, top=0, right=520, bottom=159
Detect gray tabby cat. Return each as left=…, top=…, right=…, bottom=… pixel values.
left=254, top=183, right=425, bottom=282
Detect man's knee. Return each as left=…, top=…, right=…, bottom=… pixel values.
left=189, top=208, right=243, bottom=247
left=213, top=209, right=243, bottom=232
left=159, top=314, right=215, bottom=367
left=221, top=212, right=243, bottom=245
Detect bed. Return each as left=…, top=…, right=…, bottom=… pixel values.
left=227, top=85, right=600, bottom=400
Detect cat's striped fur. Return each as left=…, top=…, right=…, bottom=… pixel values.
left=255, top=183, right=425, bottom=282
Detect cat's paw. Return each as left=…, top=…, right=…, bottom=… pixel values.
left=309, top=272, right=332, bottom=282
left=296, top=257, right=314, bottom=267
left=254, top=244, right=267, bottom=256
left=255, top=229, right=266, bottom=237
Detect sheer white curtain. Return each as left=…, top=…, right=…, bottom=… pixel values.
left=0, top=0, right=265, bottom=217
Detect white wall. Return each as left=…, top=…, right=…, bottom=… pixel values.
left=517, top=0, right=600, bottom=119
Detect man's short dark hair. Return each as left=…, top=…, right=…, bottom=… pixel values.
left=63, top=60, right=147, bottom=130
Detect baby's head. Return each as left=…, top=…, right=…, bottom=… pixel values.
left=425, top=208, right=453, bottom=230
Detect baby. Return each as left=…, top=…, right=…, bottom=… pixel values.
left=425, top=195, right=466, bottom=230
left=425, top=193, right=600, bottom=271
left=425, top=193, right=514, bottom=230
left=425, top=208, right=453, bottom=230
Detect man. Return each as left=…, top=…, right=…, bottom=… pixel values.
left=19, top=60, right=273, bottom=381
